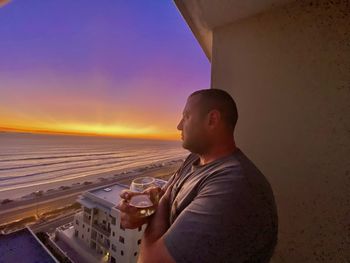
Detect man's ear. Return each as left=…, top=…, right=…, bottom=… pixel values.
left=207, top=110, right=221, bottom=128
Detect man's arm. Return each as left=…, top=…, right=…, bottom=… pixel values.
left=137, top=184, right=176, bottom=263
left=139, top=172, right=257, bottom=263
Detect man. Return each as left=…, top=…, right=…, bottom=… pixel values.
left=118, top=89, right=278, bottom=263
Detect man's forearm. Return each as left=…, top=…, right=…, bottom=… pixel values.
left=137, top=197, right=173, bottom=263
left=144, top=198, right=170, bottom=242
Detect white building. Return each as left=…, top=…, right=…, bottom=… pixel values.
left=58, top=183, right=145, bottom=263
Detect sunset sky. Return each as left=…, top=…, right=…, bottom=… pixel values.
left=0, top=1, right=210, bottom=140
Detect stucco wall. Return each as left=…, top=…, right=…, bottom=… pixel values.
left=211, top=1, right=350, bottom=262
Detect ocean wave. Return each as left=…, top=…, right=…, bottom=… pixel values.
left=0, top=153, right=184, bottom=183
left=0, top=156, right=184, bottom=189
left=0, top=133, right=186, bottom=197
left=0, top=152, right=133, bottom=162
left=0, top=155, right=129, bottom=171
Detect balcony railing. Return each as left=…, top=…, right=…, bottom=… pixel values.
left=91, top=230, right=97, bottom=240
left=92, top=222, right=111, bottom=237
left=96, top=238, right=110, bottom=250
left=83, top=214, right=91, bottom=224
left=75, top=211, right=83, bottom=220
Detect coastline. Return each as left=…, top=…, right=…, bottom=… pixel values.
left=0, top=158, right=184, bottom=201
left=0, top=159, right=182, bottom=230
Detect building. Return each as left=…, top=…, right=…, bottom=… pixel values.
left=75, top=183, right=144, bottom=263
left=0, top=227, right=58, bottom=263
left=56, top=181, right=165, bottom=263
left=174, top=1, right=350, bottom=262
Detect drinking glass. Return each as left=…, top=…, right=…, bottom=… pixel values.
left=130, top=177, right=156, bottom=192
left=129, top=177, right=158, bottom=217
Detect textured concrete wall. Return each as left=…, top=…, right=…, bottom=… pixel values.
left=211, top=1, right=350, bottom=262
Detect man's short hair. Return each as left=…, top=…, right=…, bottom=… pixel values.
left=190, top=89, right=238, bottom=131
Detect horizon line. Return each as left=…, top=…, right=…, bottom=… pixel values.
left=0, top=126, right=180, bottom=142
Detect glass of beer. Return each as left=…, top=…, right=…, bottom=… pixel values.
left=129, top=177, right=158, bottom=217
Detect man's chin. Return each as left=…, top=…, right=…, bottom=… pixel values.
left=181, top=141, right=189, bottom=150
left=181, top=141, right=195, bottom=153
left=181, top=140, right=205, bottom=155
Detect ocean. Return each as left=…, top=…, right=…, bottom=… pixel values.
left=0, top=132, right=187, bottom=199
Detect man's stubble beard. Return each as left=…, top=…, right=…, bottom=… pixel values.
left=182, top=135, right=209, bottom=155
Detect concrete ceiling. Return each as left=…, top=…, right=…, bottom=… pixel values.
left=174, top=0, right=294, bottom=60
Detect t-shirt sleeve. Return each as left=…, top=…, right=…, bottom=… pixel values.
left=163, top=171, right=255, bottom=263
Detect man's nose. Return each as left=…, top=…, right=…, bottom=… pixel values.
left=177, top=119, right=183, bottom=131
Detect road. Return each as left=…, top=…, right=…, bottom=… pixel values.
left=0, top=164, right=177, bottom=226
left=31, top=212, right=76, bottom=234
left=0, top=193, right=79, bottom=225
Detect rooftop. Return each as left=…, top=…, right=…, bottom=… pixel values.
left=55, top=226, right=102, bottom=263
left=80, top=179, right=167, bottom=208
left=89, top=183, right=127, bottom=206
left=0, top=228, right=57, bottom=263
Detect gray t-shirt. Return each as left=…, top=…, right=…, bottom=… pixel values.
left=163, top=149, right=278, bottom=263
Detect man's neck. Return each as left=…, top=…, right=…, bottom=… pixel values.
left=198, top=140, right=237, bottom=166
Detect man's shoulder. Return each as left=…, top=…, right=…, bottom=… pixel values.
left=179, top=149, right=267, bottom=186
left=195, top=149, right=271, bottom=193
left=215, top=148, right=266, bottom=180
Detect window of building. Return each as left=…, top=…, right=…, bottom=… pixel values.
left=87, top=228, right=90, bottom=233
left=75, top=220, right=79, bottom=225
left=112, top=244, right=116, bottom=252
left=74, top=230, right=79, bottom=237
left=82, top=234, right=84, bottom=239
left=119, top=236, right=125, bottom=244
left=121, top=250, right=124, bottom=256
left=111, top=256, right=116, bottom=263
left=90, top=241, right=96, bottom=250
left=82, top=224, right=85, bottom=228
left=137, top=239, right=141, bottom=245
left=138, top=226, right=142, bottom=232
left=112, top=231, right=115, bottom=237
left=134, top=252, right=138, bottom=256
left=111, top=216, right=116, bottom=225
left=120, top=224, right=125, bottom=231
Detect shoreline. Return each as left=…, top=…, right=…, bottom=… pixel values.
left=0, top=158, right=184, bottom=202
left=0, top=160, right=182, bottom=231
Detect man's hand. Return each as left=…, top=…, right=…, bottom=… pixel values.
left=117, top=187, right=163, bottom=229
left=137, top=182, right=175, bottom=263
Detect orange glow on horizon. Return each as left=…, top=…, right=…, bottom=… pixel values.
left=0, top=1, right=210, bottom=143
left=0, top=122, right=180, bottom=141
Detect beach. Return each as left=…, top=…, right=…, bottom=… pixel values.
left=0, top=133, right=187, bottom=231
left=0, top=158, right=183, bottom=201
left=0, top=160, right=182, bottom=231
left=0, top=132, right=187, bottom=201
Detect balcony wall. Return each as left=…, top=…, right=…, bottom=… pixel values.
left=210, top=1, right=350, bottom=262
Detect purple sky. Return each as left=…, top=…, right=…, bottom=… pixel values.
left=0, top=0, right=210, bottom=139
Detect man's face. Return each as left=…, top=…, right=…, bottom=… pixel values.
left=177, top=95, right=209, bottom=154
